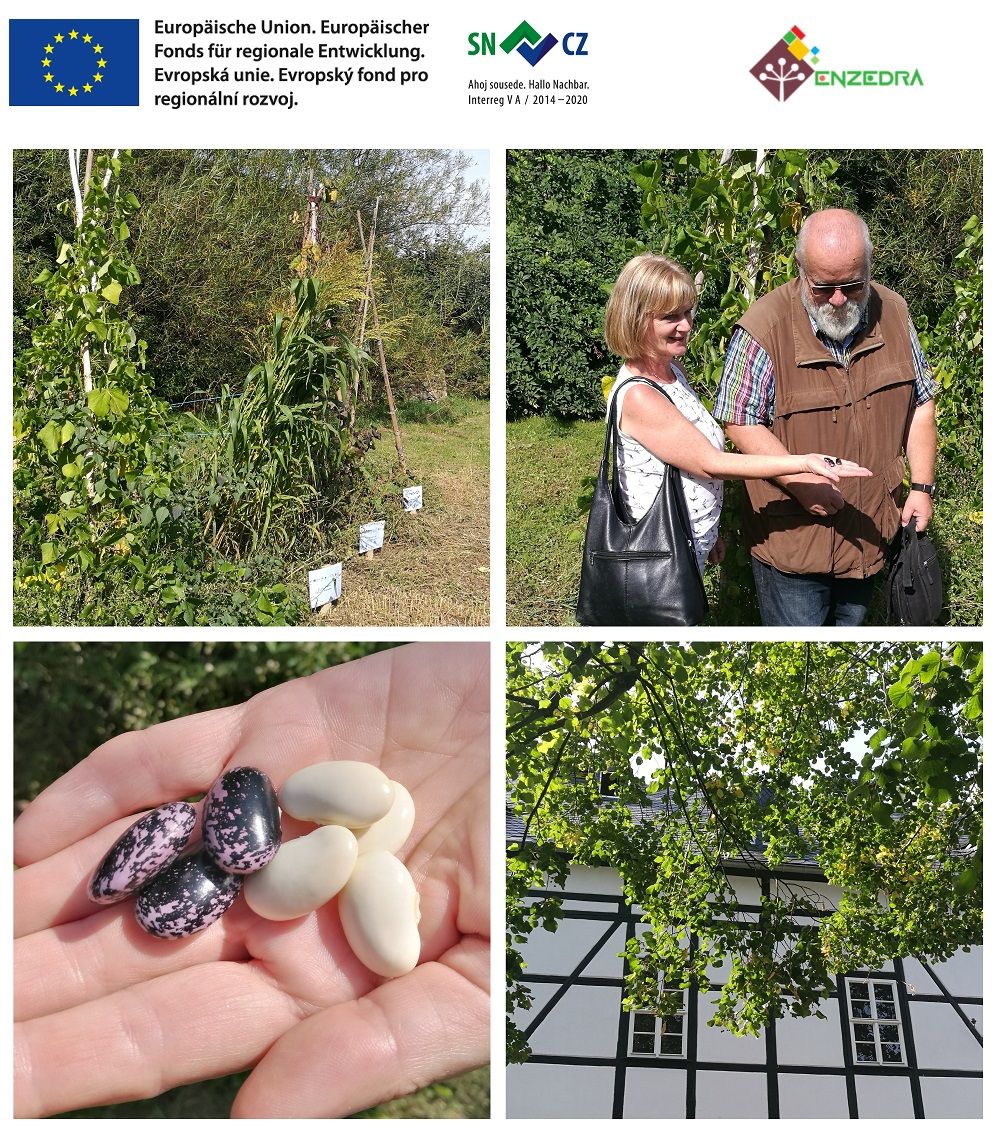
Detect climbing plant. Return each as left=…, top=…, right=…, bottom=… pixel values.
left=13, top=149, right=194, bottom=619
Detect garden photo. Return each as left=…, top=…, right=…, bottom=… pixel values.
left=506, top=150, right=982, bottom=627
left=14, top=148, right=490, bottom=627
left=506, top=641, right=982, bottom=1118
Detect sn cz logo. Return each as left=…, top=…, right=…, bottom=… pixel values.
left=468, top=21, right=589, bottom=66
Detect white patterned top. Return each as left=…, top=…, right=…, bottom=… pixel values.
left=608, top=364, right=725, bottom=573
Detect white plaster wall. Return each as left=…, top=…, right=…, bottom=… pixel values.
left=519, top=913, right=627, bottom=979
left=909, top=1001, right=983, bottom=1072
left=693, top=1068, right=768, bottom=1117
left=697, top=1007, right=767, bottom=1064
left=902, top=946, right=982, bottom=998
left=621, top=1065, right=687, bottom=1118
left=854, top=1073, right=915, bottom=1118
left=777, top=1073, right=850, bottom=1117
left=565, top=862, right=622, bottom=895
left=506, top=1064, right=616, bottom=1119
left=728, top=874, right=765, bottom=904
left=775, top=998, right=844, bottom=1067
left=919, top=1074, right=983, bottom=1118
left=525, top=983, right=623, bottom=1058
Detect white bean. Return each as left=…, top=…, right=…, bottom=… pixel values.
left=354, top=781, right=415, bottom=855
left=280, top=761, right=394, bottom=828
left=244, top=825, right=358, bottom=921
left=339, top=851, right=421, bottom=977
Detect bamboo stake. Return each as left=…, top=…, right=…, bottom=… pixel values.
left=357, top=209, right=409, bottom=477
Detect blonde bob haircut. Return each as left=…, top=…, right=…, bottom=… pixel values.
left=604, top=253, right=698, bottom=360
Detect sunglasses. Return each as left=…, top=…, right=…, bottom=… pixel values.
left=805, top=276, right=868, bottom=298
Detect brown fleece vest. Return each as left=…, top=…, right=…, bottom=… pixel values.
left=737, top=280, right=916, bottom=578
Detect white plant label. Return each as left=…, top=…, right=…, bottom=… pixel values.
left=308, top=563, right=342, bottom=609
left=402, top=485, right=423, bottom=512
left=359, top=520, right=385, bottom=554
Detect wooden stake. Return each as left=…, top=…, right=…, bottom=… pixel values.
left=350, top=201, right=378, bottom=430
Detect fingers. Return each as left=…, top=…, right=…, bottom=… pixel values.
left=15, top=809, right=194, bottom=937
left=15, top=642, right=489, bottom=868
left=15, top=898, right=252, bottom=1022
left=902, top=495, right=933, bottom=532
left=14, top=959, right=300, bottom=1118
left=231, top=940, right=489, bottom=1118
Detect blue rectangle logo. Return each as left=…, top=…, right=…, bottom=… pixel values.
left=9, top=19, right=139, bottom=106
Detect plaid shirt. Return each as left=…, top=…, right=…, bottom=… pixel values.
left=713, top=306, right=937, bottom=426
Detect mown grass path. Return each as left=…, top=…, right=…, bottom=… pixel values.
left=315, top=398, right=489, bottom=627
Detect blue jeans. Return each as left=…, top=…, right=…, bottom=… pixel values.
left=751, top=557, right=877, bottom=626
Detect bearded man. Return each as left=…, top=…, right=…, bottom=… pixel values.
left=713, top=208, right=938, bottom=626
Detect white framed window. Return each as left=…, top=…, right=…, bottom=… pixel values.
left=847, top=978, right=905, bottom=1065
left=629, top=989, right=685, bottom=1057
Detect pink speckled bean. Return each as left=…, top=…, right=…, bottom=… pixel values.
left=202, top=767, right=281, bottom=875
left=89, top=802, right=198, bottom=905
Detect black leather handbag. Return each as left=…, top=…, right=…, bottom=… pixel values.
left=886, top=515, right=943, bottom=625
left=576, top=377, right=708, bottom=626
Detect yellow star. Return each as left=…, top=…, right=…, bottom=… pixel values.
left=41, top=58, right=51, bottom=67
left=68, top=29, right=79, bottom=39
left=54, top=82, right=64, bottom=91
left=69, top=85, right=78, bottom=95
left=93, top=44, right=103, bottom=54
left=83, top=83, right=93, bottom=92
left=83, top=33, right=93, bottom=43
left=44, top=44, right=54, bottom=53
left=44, top=73, right=54, bottom=83
left=54, top=33, right=64, bottom=43
left=93, top=73, right=103, bottom=83
left=97, top=59, right=107, bottom=68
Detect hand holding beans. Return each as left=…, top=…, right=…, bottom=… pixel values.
left=13, top=643, right=489, bottom=1119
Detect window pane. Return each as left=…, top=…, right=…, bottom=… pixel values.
left=873, top=984, right=895, bottom=1001
left=851, top=1001, right=872, bottom=1018
left=664, top=1016, right=684, bottom=1035
left=633, top=1033, right=655, bottom=1054
left=634, top=1014, right=655, bottom=1033
left=876, top=1001, right=897, bottom=1020
left=881, top=1042, right=903, bottom=1063
left=854, top=1024, right=875, bottom=1043
left=661, top=1035, right=683, bottom=1056
left=855, top=1043, right=877, bottom=1063
left=879, top=1025, right=900, bottom=1043
left=849, top=982, right=869, bottom=999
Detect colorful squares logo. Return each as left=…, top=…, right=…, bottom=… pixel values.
left=9, top=19, right=139, bottom=106
left=751, top=25, right=820, bottom=102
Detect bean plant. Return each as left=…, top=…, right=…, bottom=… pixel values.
left=14, top=150, right=193, bottom=619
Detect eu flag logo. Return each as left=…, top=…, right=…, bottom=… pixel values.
left=9, top=20, right=139, bottom=106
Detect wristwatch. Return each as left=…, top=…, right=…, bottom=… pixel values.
left=909, top=482, right=936, bottom=497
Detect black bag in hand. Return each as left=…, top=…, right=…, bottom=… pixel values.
left=886, top=515, right=943, bottom=625
left=576, top=377, right=707, bottom=626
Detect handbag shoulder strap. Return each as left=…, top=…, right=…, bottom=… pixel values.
left=602, top=373, right=677, bottom=475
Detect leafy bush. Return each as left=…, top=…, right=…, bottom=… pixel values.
left=506, top=150, right=648, bottom=418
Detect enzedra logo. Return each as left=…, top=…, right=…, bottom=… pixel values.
left=750, top=25, right=819, bottom=102
left=468, top=21, right=588, bottom=66
left=751, top=24, right=924, bottom=102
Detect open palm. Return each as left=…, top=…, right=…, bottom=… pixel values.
left=14, top=642, right=490, bottom=1118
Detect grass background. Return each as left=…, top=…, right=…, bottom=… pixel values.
left=506, top=416, right=982, bottom=627
left=317, top=395, right=489, bottom=627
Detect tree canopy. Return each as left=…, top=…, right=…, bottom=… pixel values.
left=507, top=641, right=982, bottom=1063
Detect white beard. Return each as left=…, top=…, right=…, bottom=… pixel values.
left=800, top=280, right=869, bottom=342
